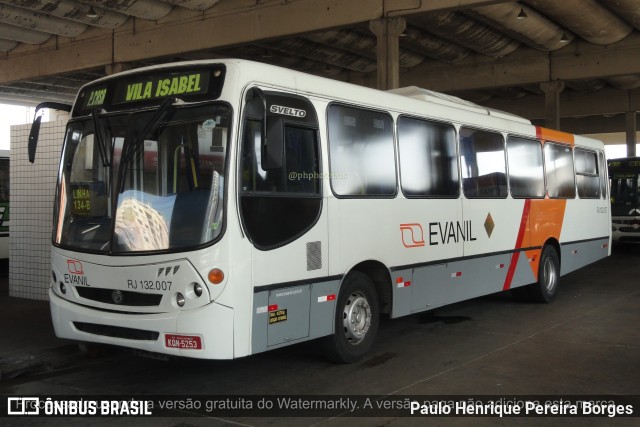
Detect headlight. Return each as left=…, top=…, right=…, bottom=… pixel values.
left=194, top=283, right=203, bottom=297
left=175, top=292, right=185, bottom=307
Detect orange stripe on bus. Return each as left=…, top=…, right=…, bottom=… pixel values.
left=528, top=126, right=572, bottom=279
left=527, top=199, right=567, bottom=278
left=535, top=126, right=575, bottom=146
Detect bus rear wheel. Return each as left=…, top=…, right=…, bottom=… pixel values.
left=322, top=272, right=379, bottom=363
left=513, top=245, right=560, bottom=303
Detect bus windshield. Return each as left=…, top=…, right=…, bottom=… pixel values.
left=610, top=172, right=640, bottom=216
left=54, top=103, right=229, bottom=253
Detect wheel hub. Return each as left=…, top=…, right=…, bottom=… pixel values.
left=343, top=292, right=372, bottom=345
left=543, top=257, right=557, bottom=292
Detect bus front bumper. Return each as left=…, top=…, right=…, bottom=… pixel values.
left=49, top=288, right=234, bottom=359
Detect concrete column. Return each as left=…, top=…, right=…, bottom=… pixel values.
left=539, top=80, right=565, bottom=130
left=369, top=17, right=406, bottom=90
left=626, top=111, right=637, bottom=157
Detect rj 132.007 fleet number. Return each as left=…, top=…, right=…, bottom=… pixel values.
left=127, top=280, right=172, bottom=291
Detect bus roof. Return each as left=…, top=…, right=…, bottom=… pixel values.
left=75, top=59, right=602, bottom=149
left=76, top=59, right=532, bottom=127
left=388, top=86, right=531, bottom=124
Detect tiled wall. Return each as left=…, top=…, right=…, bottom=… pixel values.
left=10, top=120, right=66, bottom=300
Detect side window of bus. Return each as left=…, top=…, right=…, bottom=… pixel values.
left=397, top=116, right=459, bottom=197
left=241, top=121, right=319, bottom=194
left=506, top=136, right=545, bottom=198
left=598, top=151, right=607, bottom=199
left=460, top=128, right=507, bottom=198
left=544, top=143, right=576, bottom=199
left=240, top=107, right=322, bottom=249
left=327, top=104, right=396, bottom=197
left=575, top=148, right=600, bottom=199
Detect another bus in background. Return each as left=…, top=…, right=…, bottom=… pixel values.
left=609, top=157, right=640, bottom=245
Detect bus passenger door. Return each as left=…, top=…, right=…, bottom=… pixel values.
left=240, top=89, right=328, bottom=348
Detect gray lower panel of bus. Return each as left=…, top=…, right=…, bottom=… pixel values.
left=560, top=238, right=609, bottom=275
left=252, top=279, right=340, bottom=354
left=391, top=239, right=609, bottom=318
left=250, top=239, right=608, bottom=353
left=391, top=252, right=535, bottom=318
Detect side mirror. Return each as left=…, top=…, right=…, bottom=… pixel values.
left=244, top=87, right=284, bottom=171
left=28, top=115, right=42, bottom=164
left=262, top=116, right=284, bottom=170
left=28, top=102, right=72, bottom=163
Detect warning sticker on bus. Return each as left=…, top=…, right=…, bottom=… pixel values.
left=269, top=309, right=288, bottom=325
left=164, top=334, right=202, bottom=350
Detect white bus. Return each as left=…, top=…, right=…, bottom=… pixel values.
left=608, top=157, right=640, bottom=244
left=29, top=59, right=611, bottom=362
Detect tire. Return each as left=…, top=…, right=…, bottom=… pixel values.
left=528, top=245, right=561, bottom=303
left=511, top=245, right=560, bottom=303
left=321, top=272, right=379, bottom=363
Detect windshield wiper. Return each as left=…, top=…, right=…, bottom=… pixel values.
left=118, top=97, right=181, bottom=193
left=91, top=108, right=110, bottom=167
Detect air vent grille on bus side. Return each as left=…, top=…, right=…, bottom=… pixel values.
left=306, top=241, right=322, bottom=271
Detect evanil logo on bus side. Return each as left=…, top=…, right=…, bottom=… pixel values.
left=270, top=105, right=306, bottom=117
left=400, top=221, right=477, bottom=248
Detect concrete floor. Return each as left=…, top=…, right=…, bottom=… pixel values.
left=0, top=247, right=639, bottom=426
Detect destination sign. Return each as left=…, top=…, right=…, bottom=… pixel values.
left=609, top=159, right=640, bottom=169
left=83, top=86, right=107, bottom=109
left=113, top=71, right=210, bottom=105
left=74, top=65, right=226, bottom=116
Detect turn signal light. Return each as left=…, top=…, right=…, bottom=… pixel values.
left=208, top=268, right=224, bottom=285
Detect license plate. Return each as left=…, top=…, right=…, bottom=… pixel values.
left=164, top=334, right=202, bottom=350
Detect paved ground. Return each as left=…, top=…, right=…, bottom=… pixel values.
left=0, top=247, right=639, bottom=426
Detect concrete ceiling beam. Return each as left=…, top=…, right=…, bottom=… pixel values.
left=403, top=35, right=640, bottom=92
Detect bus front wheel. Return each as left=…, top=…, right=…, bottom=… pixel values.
left=322, top=272, right=379, bottom=363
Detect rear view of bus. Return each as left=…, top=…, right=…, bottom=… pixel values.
left=609, top=157, right=640, bottom=244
